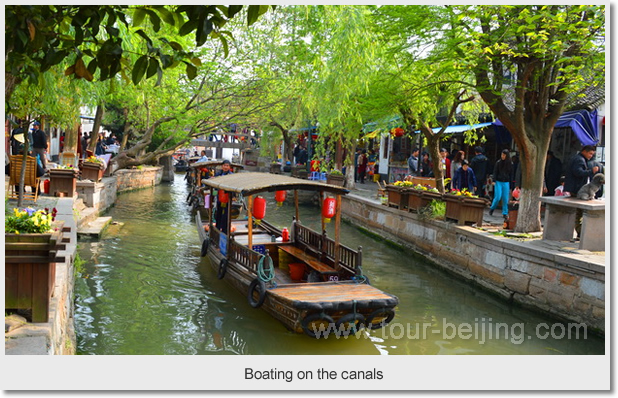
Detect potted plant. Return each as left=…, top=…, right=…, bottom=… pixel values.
left=5, top=207, right=67, bottom=322
left=49, top=164, right=79, bottom=197
left=407, top=184, right=440, bottom=213
left=81, top=155, right=105, bottom=182
left=326, top=169, right=345, bottom=186
left=443, top=189, right=489, bottom=226
left=385, top=180, right=414, bottom=210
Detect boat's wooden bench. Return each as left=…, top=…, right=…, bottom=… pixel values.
left=278, top=245, right=338, bottom=276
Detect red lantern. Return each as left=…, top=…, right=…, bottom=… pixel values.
left=252, top=196, right=266, bottom=223
left=275, top=190, right=287, bottom=207
left=393, top=127, right=405, bottom=137
left=218, top=190, right=229, bottom=207
left=322, top=197, right=337, bottom=223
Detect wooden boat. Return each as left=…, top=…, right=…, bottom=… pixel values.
left=186, top=160, right=244, bottom=215
left=196, top=172, right=399, bottom=338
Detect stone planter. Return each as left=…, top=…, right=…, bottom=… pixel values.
left=5, top=222, right=68, bottom=322
left=326, top=174, right=345, bottom=187
left=49, top=168, right=78, bottom=197
left=444, top=195, right=488, bottom=226
left=81, top=161, right=105, bottom=182
left=385, top=185, right=409, bottom=210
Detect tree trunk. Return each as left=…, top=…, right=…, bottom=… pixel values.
left=425, top=133, right=445, bottom=193
left=17, top=119, right=30, bottom=208
left=63, top=121, right=80, bottom=156
left=87, top=104, right=105, bottom=153
left=120, top=108, right=131, bottom=152
left=515, top=134, right=550, bottom=232
left=5, top=73, right=21, bottom=104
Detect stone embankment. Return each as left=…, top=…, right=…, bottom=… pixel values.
left=5, top=166, right=164, bottom=355
left=341, top=194, right=605, bottom=334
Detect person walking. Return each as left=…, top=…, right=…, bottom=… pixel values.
left=31, top=121, right=48, bottom=170
left=450, top=150, right=465, bottom=180
left=452, top=160, right=477, bottom=192
left=544, top=151, right=563, bottom=196
left=489, top=149, right=513, bottom=220
left=357, top=149, right=368, bottom=184
left=469, top=146, right=489, bottom=195
left=407, top=147, right=420, bottom=177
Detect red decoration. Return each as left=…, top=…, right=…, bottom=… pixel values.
left=393, top=127, right=405, bottom=137
left=218, top=190, right=229, bottom=206
left=43, top=179, right=50, bottom=194
left=281, top=228, right=289, bottom=242
left=252, top=196, right=266, bottom=221
left=275, top=190, right=287, bottom=206
left=322, top=197, right=337, bottom=223
left=310, top=160, right=320, bottom=172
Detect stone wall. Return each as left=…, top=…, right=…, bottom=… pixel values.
left=341, top=195, right=605, bottom=333
left=114, top=166, right=163, bottom=192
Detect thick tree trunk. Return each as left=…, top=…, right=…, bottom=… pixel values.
left=63, top=121, right=80, bottom=156
left=425, top=133, right=445, bottom=193
left=87, top=104, right=105, bottom=153
left=5, top=73, right=21, bottom=104
left=514, top=133, right=550, bottom=232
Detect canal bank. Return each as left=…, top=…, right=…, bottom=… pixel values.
left=340, top=190, right=605, bottom=334
left=4, top=166, right=164, bottom=354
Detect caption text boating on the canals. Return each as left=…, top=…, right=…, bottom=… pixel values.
left=245, top=368, right=383, bottom=383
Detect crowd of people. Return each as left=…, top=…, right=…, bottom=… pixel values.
left=404, top=145, right=604, bottom=222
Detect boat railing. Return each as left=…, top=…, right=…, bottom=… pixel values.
left=294, top=223, right=360, bottom=273
left=209, top=226, right=221, bottom=249
left=229, top=237, right=261, bottom=275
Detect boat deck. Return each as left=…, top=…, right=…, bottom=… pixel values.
left=269, top=282, right=398, bottom=311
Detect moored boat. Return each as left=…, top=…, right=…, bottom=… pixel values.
left=196, top=172, right=398, bottom=338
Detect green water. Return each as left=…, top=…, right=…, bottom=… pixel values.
left=74, top=177, right=604, bottom=355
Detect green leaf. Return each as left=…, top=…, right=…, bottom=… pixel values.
left=220, top=35, right=229, bottom=58
left=155, top=7, right=176, bottom=26
left=228, top=5, right=243, bottom=18
left=179, top=18, right=198, bottom=36
left=132, top=55, right=148, bottom=85
left=146, top=57, right=159, bottom=79
left=144, top=9, right=161, bottom=32
left=247, top=5, right=260, bottom=26
left=133, top=8, right=147, bottom=26
left=135, top=29, right=153, bottom=45
left=185, top=62, right=197, bottom=80
left=168, top=41, right=183, bottom=51
left=190, top=57, right=202, bottom=67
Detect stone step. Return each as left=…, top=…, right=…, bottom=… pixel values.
left=77, top=216, right=113, bottom=238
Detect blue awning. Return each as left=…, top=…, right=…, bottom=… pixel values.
left=415, top=122, right=492, bottom=134
left=493, top=109, right=599, bottom=146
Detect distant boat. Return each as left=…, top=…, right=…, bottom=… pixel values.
left=196, top=172, right=398, bottom=338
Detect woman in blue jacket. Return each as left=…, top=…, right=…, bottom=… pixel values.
left=489, top=149, right=513, bottom=219
left=452, top=160, right=477, bottom=192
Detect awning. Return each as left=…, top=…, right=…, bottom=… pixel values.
left=363, top=115, right=402, bottom=133
left=493, top=109, right=599, bottom=146
left=415, top=122, right=492, bottom=134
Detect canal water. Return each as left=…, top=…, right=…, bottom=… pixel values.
left=75, top=177, right=604, bottom=355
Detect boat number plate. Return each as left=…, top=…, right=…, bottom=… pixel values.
left=328, top=275, right=339, bottom=282
left=252, top=245, right=266, bottom=255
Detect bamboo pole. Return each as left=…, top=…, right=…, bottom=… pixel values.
left=247, top=195, right=253, bottom=249
left=294, top=190, right=299, bottom=222
left=334, top=194, right=342, bottom=271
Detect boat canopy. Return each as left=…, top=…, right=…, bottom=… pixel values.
left=189, top=160, right=244, bottom=169
left=201, top=172, right=350, bottom=196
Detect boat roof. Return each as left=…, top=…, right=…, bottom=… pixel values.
left=189, top=160, right=244, bottom=169
left=201, top=172, right=349, bottom=196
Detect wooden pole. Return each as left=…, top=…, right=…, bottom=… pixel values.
left=320, top=191, right=325, bottom=233
left=334, top=194, right=342, bottom=271
left=247, top=195, right=253, bottom=249
left=294, top=190, right=299, bottom=222
left=226, top=191, right=232, bottom=258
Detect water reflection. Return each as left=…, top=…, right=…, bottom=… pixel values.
left=74, top=177, right=604, bottom=355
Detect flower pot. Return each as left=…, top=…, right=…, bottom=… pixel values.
left=5, top=222, right=68, bottom=323
left=385, top=185, right=409, bottom=210
left=270, top=163, right=282, bottom=174
left=443, top=195, right=463, bottom=222
left=81, top=161, right=105, bottom=182
left=444, top=195, right=488, bottom=226
left=49, top=168, right=78, bottom=197
left=420, top=191, right=442, bottom=208
left=407, top=190, right=425, bottom=212
left=327, top=174, right=345, bottom=187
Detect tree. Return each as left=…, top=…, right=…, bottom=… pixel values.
left=5, top=5, right=275, bottom=104
left=447, top=5, right=605, bottom=232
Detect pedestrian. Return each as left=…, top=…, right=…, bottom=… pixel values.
left=214, top=159, right=234, bottom=233
left=420, top=151, right=433, bottom=177
left=198, top=150, right=209, bottom=162
left=439, top=148, right=451, bottom=179
left=10, top=123, right=25, bottom=156
left=407, top=147, right=420, bottom=177
left=450, top=150, right=465, bottom=180
left=297, top=145, right=308, bottom=165
left=469, top=146, right=489, bottom=195
left=564, top=145, right=599, bottom=238
left=31, top=121, right=48, bottom=170
left=293, top=142, right=300, bottom=165
left=95, top=133, right=106, bottom=155
left=554, top=176, right=568, bottom=197
left=357, top=149, right=368, bottom=184
left=452, top=159, right=477, bottom=192
left=544, top=151, right=563, bottom=196
left=489, top=149, right=513, bottom=220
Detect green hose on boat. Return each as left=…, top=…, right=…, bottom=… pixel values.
left=257, top=253, right=275, bottom=284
